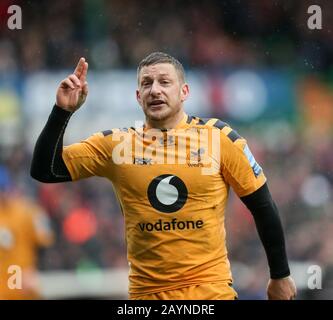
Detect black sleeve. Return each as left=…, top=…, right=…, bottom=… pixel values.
left=30, top=105, right=73, bottom=183
left=240, top=183, right=291, bottom=279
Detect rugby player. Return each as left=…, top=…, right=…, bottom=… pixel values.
left=30, top=52, right=296, bottom=300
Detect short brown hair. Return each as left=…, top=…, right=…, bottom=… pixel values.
left=137, top=52, right=186, bottom=83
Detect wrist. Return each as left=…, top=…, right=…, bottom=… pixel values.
left=51, top=104, right=73, bottom=123
left=54, top=103, right=74, bottom=113
left=270, top=270, right=291, bottom=280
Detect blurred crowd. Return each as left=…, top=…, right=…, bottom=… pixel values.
left=0, top=0, right=333, bottom=73
left=0, top=0, right=332, bottom=299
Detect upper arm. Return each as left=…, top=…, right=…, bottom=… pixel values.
left=220, top=129, right=266, bottom=197
left=62, top=132, right=112, bottom=181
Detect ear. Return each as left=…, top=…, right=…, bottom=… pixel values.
left=180, top=83, right=189, bottom=102
left=136, top=89, right=142, bottom=107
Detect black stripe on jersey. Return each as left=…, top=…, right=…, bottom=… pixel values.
left=102, top=130, right=113, bottom=136
left=213, top=119, right=228, bottom=130
left=227, top=130, right=241, bottom=142
left=186, top=115, right=194, bottom=124
left=197, top=118, right=210, bottom=125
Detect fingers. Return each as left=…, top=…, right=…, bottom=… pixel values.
left=80, top=61, right=88, bottom=83
left=61, top=78, right=75, bottom=90
left=82, top=81, right=88, bottom=96
left=73, top=57, right=85, bottom=78
left=72, top=57, right=88, bottom=84
left=68, top=74, right=81, bottom=88
left=60, top=75, right=81, bottom=89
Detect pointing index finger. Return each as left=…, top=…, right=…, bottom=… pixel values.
left=80, top=61, right=88, bottom=83
left=74, top=57, right=85, bottom=77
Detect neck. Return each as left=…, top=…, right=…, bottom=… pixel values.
left=145, top=108, right=185, bottom=130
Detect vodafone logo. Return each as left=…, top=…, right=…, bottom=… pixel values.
left=147, top=175, right=188, bottom=213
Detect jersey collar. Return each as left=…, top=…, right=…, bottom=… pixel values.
left=143, top=113, right=191, bottom=132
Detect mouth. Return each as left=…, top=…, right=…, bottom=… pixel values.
left=149, top=100, right=166, bottom=108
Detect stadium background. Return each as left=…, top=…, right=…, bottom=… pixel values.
left=0, top=0, right=332, bottom=299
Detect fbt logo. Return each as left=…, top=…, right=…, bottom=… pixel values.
left=2, top=5, right=22, bottom=30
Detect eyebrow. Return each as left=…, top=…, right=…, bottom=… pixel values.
left=141, top=73, right=171, bottom=80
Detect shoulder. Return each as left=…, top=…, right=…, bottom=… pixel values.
left=99, top=126, right=137, bottom=138
left=85, top=127, right=137, bottom=143
left=190, top=116, right=243, bottom=144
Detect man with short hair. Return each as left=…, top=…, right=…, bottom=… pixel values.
left=30, top=52, right=296, bottom=300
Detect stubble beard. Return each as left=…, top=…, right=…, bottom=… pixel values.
left=144, top=103, right=177, bottom=123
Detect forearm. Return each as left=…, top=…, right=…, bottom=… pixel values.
left=30, top=105, right=72, bottom=183
left=240, top=183, right=290, bottom=279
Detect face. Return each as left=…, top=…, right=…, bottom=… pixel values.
left=136, top=63, right=189, bottom=124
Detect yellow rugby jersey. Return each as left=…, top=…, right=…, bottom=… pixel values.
left=62, top=114, right=266, bottom=294
left=0, top=196, right=53, bottom=299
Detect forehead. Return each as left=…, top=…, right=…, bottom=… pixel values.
left=139, top=63, right=178, bottom=80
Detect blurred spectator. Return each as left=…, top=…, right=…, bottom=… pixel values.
left=0, top=166, right=54, bottom=299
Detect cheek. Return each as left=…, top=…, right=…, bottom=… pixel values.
left=139, top=91, right=148, bottom=103
left=167, top=87, right=180, bottom=100
left=171, top=88, right=182, bottom=102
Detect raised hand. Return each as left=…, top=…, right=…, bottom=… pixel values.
left=56, top=57, right=89, bottom=112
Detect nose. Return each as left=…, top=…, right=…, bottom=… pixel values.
left=150, top=80, right=162, bottom=96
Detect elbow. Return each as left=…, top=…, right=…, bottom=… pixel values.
left=30, top=168, right=48, bottom=183
left=30, top=163, right=51, bottom=183
left=30, top=162, right=71, bottom=183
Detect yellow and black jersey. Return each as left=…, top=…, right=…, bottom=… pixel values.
left=62, top=113, right=266, bottom=295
